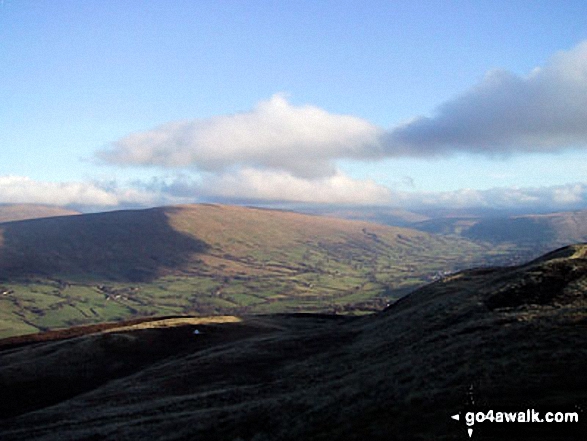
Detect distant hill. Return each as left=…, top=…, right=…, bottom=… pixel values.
left=410, top=216, right=479, bottom=235
left=1, top=244, right=585, bottom=440
left=298, top=205, right=430, bottom=227
left=465, top=210, right=587, bottom=246
left=0, top=204, right=497, bottom=338
left=0, top=204, right=79, bottom=223
left=411, top=209, right=587, bottom=250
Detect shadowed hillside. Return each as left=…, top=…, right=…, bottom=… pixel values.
left=0, top=207, right=208, bottom=282
left=1, top=245, right=585, bottom=440
left=464, top=216, right=558, bottom=244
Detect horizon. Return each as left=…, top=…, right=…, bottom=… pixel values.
left=2, top=1, right=587, bottom=212
left=1, top=200, right=585, bottom=222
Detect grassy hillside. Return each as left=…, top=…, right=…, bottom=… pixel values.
left=0, top=204, right=79, bottom=223
left=1, top=245, right=585, bottom=440
left=0, top=204, right=507, bottom=338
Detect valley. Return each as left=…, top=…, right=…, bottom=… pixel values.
left=0, top=204, right=515, bottom=338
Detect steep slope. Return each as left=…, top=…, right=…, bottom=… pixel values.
left=0, top=204, right=497, bottom=338
left=0, top=206, right=207, bottom=281
left=1, top=245, right=585, bottom=440
left=0, top=204, right=79, bottom=223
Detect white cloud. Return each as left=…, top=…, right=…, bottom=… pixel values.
left=384, top=41, right=587, bottom=155
left=0, top=176, right=163, bottom=207
left=99, top=94, right=382, bottom=178
left=396, top=183, right=587, bottom=210
left=200, top=169, right=392, bottom=205
left=2, top=174, right=585, bottom=213
left=551, top=183, right=584, bottom=204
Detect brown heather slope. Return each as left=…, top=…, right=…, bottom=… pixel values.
left=0, top=245, right=585, bottom=440
left=0, top=204, right=79, bottom=223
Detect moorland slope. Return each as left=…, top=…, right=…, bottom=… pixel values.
left=0, top=245, right=585, bottom=440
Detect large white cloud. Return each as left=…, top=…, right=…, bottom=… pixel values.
left=384, top=41, right=587, bottom=155
left=99, top=94, right=382, bottom=178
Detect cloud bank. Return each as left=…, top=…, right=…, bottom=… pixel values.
left=137, top=174, right=587, bottom=211
left=395, top=183, right=587, bottom=210
left=0, top=176, right=164, bottom=208
left=2, top=175, right=586, bottom=213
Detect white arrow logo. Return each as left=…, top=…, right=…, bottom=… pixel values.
left=451, top=414, right=460, bottom=421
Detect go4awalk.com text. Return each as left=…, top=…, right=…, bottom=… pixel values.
left=450, top=408, right=583, bottom=438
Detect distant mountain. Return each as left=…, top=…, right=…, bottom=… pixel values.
left=1, top=244, right=585, bottom=440
left=0, top=204, right=79, bottom=223
left=297, top=205, right=430, bottom=227
left=465, top=210, right=587, bottom=245
left=410, top=216, right=480, bottom=235
left=412, top=209, right=587, bottom=250
left=0, top=204, right=496, bottom=338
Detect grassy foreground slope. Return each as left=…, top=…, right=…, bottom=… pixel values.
left=0, top=204, right=506, bottom=338
left=1, top=245, right=585, bottom=440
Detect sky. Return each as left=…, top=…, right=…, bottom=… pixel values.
left=1, top=0, right=587, bottom=213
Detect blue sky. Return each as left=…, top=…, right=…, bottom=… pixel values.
left=1, top=0, right=587, bottom=212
